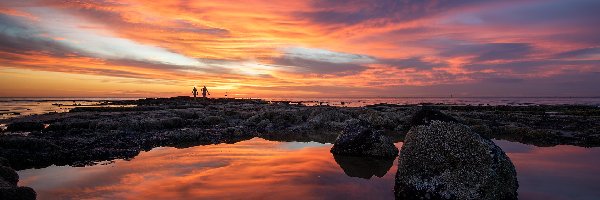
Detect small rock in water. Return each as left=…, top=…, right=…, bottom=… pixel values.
left=395, top=121, right=518, bottom=200
left=330, top=120, right=398, bottom=158
left=0, top=157, right=37, bottom=200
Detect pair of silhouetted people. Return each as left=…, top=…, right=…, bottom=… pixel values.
left=192, top=86, right=210, bottom=98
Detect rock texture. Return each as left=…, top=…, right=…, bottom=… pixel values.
left=330, top=120, right=398, bottom=158
left=0, top=157, right=36, bottom=200
left=410, top=108, right=457, bottom=126
left=395, top=121, right=518, bottom=200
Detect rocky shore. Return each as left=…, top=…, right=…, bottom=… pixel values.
left=0, top=97, right=599, bottom=199
left=1, top=97, right=599, bottom=170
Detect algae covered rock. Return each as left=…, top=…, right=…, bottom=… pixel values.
left=395, top=121, right=518, bottom=200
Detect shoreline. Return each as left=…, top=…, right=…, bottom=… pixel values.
left=1, top=97, right=599, bottom=171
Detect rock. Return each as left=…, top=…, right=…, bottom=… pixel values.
left=0, top=187, right=37, bottom=200
left=395, top=121, right=518, bottom=200
left=0, top=157, right=37, bottom=200
left=6, top=122, right=45, bottom=132
left=0, top=166, right=19, bottom=186
left=332, top=154, right=395, bottom=179
left=0, top=157, right=9, bottom=167
left=203, top=116, right=225, bottom=125
left=330, top=120, right=398, bottom=158
left=410, top=108, right=457, bottom=126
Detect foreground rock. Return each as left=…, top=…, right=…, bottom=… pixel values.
left=395, top=121, right=518, bottom=200
left=0, top=157, right=36, bottom=200
left=330, top=120, right=398, bottom=158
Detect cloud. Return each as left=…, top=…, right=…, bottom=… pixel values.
left=464, top=60, right=600, bottom=74
left=297, top=0, right=488, bottom=26
left=2, top=0, right=600, bottom=97
left=272, top=57, right=367, bottom=76
left=377, top=57, right=447, bottom=70
left=282, top=47, right=374, bottom=64
left=270, top=47, right=374, bottom=76
left=438, top=42, right=534, bottom=62
left=0, top=14, right=75, bottom=56
left=554, top=47, right=600, bottom=59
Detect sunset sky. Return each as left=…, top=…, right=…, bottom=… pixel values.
left=1, top=0, right=599, bottom=97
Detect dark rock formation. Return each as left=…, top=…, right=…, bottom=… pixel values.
left=395, top=121, right=518, bottom=200
left=0, top=157, right=36, bottom=200
left=333, top=154, right=395, bottom=179
left=6, top=122, right=44, bottom=132
left=330, top=120, right=398, bottom=158
left=0, top=97, right=599, bottom=173
left=409, top=108, right=457, bottom=126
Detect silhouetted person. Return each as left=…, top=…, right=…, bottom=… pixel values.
left=192, top=87, right=198, bottom=98
left=201, top=85, right=210, bottom=98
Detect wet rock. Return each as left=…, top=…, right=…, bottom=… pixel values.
left=203, top=116, right=225, bottom=125
left=395, top=121, right=518, bottom=200
left=410, top=108, right=457, bottom=126
left=0, top=186, right=37, bottom=200
left=0, top=157, right=9, bottom=167
left=0, top=166, right=18, bottom=186
left=0, top=157, right=37, bottom=200
left=330, top=120, right=398, bottom=158
left=173, top=109, right=200, bottom=119
left=160, top=117, right=184, bottom=129
left=333, top=154, right=395, bottom=179
left=6, top=122, right=44, bottom=132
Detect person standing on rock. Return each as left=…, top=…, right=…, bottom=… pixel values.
left=192, top=87, right=198, bottom=98
left=201, top=85, right=210, bottom=98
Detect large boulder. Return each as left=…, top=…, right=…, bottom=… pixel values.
left=395, top=121, right=518, bottom=200
left=330, top=120, right=398, bottom=158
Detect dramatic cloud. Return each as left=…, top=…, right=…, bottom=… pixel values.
left=0, top=0, right=599, bottom=97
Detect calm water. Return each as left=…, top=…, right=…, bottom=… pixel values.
left=17, top=138, right=600, bottom=200
left=0, top=98, right=139, bottom=120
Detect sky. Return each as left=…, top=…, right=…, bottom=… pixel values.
left=0, top=0, right=599, bottom=97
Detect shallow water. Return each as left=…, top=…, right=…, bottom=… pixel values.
left=17, top=138, right=600, bottom=200
left=0, top=98, right=138, bottom=119
left=265, top=97, right=600, bottom=107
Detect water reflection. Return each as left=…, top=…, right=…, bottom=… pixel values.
left=18, top=138, right=397, bottom=200
left=494, top=140, right=600, bottom=200
left=332, top=155, right=395, bottom=179
left=16, top=138, right=600, bottom=200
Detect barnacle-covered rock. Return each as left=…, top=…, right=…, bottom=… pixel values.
left=395, top=121, right=518, bottom=200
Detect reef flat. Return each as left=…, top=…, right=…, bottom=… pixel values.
left=1, top=97, right=599, bottom=171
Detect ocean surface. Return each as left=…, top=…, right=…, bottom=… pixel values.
left=17, top=138, right=600, bottom=200
left=2, top=97, right=600, bottom=120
